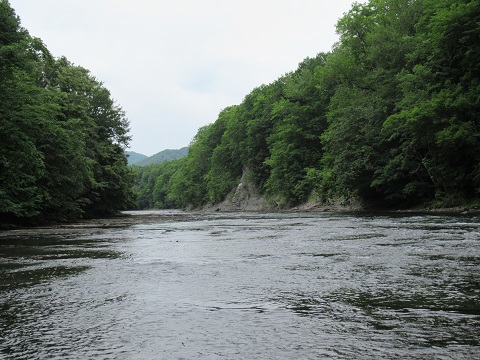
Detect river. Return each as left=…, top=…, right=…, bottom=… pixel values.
left=1, top=211, right=479, bottom=359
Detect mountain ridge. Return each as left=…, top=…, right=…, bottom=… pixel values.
left=126, top=147, right=188, bottom=166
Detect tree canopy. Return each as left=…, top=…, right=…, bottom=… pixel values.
left=0, top=0, right=134, bottom=226
left=132, top=0, right=480, bottom=210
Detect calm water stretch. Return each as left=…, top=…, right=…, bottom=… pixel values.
left=1, top=211, right=479, bottom=359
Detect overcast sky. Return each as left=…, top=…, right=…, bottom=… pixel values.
left=10, top=0, right=356, bottom=156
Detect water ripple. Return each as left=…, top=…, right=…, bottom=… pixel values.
left=1, top=211, right=479, bottom=359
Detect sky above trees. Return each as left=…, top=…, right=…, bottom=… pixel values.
left=10, top=0, right=355, bottom=155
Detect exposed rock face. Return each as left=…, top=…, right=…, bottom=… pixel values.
left=202, top=169, right=273, bottom=212
left=228, top=180, right=270, bottom=211
left=201, top=168, right=367, bottom=212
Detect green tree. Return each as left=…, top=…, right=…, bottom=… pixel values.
left=47, top=57, right=134, bottom=217
left=167, top=123, right=221, bottom=207
left=380, top=0, right=480, bottom=205
left=0, top=1, right=53, bottom=221
left=1, top=1, right=134, bottom=225
left=320, top=0, right=424, bottom=206
left=131, top=0, right=480, bottom=211
left=241, top=81, right=285, bottom=188
left=207, top=106, right=244, bottom=203
left=265, top=54, right=330, bottom=205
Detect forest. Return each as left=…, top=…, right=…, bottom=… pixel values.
left=0, top=0, right=134, bottom=227
left=134, top=0, right=480, bottom=211
left=2, top=0, right=479, bottom=225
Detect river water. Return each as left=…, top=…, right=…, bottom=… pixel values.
left=0, top=211, right=479, bottom=359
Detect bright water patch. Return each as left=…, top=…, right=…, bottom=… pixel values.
left=1, top=211, right=479, bottom=359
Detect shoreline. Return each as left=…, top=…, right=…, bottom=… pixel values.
left=1, top=207, right=478, bottom=238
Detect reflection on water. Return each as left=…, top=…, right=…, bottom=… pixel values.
left=1, top=211, right=479, bottom=359
left=0, top=235, right=121, bottom=291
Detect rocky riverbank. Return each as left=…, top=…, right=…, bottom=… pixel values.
left=1, top=201, right=478, bottom=238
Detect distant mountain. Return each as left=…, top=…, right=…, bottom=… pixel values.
left=129, top=147, right=189, bottom=167
left=125, top=151, right=148, bottom=165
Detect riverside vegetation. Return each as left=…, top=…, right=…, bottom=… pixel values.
left=134, top=0, right=480, bottom=211
left=2, top=0, right=479, bottom=227
left=0, top=1, right=134, bottom=227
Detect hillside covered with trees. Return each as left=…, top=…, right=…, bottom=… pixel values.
left=134, top=0, right=480, bottom=210
left=0, top=0, right=134, bottom=227
left=128, top=147, right=188, bottom=167
left=125, top=151, right=148, bottom=165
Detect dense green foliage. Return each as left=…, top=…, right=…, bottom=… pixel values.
left=0, top=1, right=134, bottom=226
left=134, top=0, right=480, bottom=210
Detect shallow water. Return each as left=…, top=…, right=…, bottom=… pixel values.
left=1, top=211, right=479, bottom=359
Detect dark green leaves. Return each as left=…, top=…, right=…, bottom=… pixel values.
left=0, top=0, right=134, bottom=226
left=135, top=0, right=480, bottom=210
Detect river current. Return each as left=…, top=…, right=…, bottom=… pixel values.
left=1, top=211, right=479, bottom=359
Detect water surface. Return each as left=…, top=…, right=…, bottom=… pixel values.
left=1, top=211, right=479, bottom=359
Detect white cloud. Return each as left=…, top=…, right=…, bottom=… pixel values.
left=10, top=0, right=355, bottom=155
